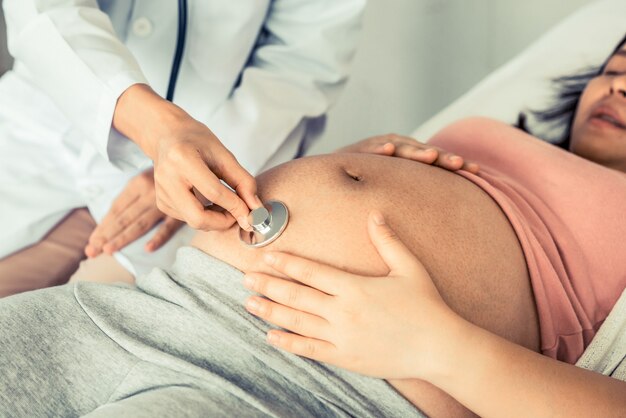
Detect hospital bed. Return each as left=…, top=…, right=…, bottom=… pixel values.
left=412, top=0, right=626, bottom=142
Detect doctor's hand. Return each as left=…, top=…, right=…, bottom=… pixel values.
left=113, top=84, right=261, bottom=231
left=243, top=211, right=464, bottom=381
left=85, top=169, right=184, bottom=258
left=337, top=134, right=480, bottom=174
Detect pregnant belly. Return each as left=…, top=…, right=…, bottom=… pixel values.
left=192, top=152, right=539, bottom=416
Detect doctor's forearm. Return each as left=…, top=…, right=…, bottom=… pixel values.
left=113, top=84, right=188, bottom=159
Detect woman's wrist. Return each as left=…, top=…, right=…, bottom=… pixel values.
left=113, top=83, right=188, bottom=159
left=409, top=311, right=477, bottom=384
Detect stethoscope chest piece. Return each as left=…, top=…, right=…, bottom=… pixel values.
left=239, top=200, right=289, bottom=248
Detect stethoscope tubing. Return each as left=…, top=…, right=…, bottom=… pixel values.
left=166, top=0, right=188, bottom=102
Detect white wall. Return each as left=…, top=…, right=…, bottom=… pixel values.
left=309, top=0, right=597, bottom=155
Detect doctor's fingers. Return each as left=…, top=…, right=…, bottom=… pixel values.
left=155, top=177, right=236, bottom=231
left=245, top=295, right=331, bottom=342
left=101, top=208, right=165, bottom=254
left=243, top=272, right=332, bottom=317
left=183, top=155, right=252, bottom=230
left=207, top=149, right=262, bottom=211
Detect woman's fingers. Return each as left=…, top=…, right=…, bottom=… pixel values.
left=245, top=296, right=329, bottom=340
left=391, top=143, right=477, bottom=172
left=263, top=252, right=350, bottom=296
left=428, top=148, right=480, bottom=173
left=244, top=272, right=331, bottom=315
left=367, top=142, right=395, bottom=156
left=145, top=217, right=184, bottom=252
left=266, top=330, right=336, bottom=364
left=393, top=143, right=438, bottom=163
left=464, top=161, right=481, bottom=174
left=367, top=211, right=428, bottom=277
left=335, top=134, right=480, bottom=174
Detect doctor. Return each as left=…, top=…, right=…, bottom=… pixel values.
left=0, top=0, right=365, bottom=295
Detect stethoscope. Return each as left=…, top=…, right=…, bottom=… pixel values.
left=166, top=0, right=188, bottom=102
left=167, top=0, right=289, bottom=247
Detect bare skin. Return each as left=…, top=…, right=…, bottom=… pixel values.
left=191, top=152, right=538, bottom=417
left=83, top=133, right=476, bottom=260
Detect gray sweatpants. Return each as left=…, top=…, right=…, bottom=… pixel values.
left=0, top=247, right=423, bottom=417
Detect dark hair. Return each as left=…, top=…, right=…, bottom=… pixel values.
left=516, top=33, right=626, bottom=149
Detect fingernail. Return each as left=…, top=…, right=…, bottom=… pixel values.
left=264, top=253, right=276, bottom=265
left=267, top=332, right=279, bottom=345
left=449, top=155, right=461, bottom=163
left=246, top=298, right=260, bottom=312
left=145, top=242, right=155, bottom=252
left=243, top=275, right=255, bottom=289
left=254, top=195, right=264, bottom=208
left=372, top=212, right=385, bottom=225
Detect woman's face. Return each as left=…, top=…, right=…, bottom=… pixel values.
left=571, top=43, right=626, bottom=172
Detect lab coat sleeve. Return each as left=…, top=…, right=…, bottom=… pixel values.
left=2, top=0, right=149, bottom=170
left=205, top=0, right=366, bottom=174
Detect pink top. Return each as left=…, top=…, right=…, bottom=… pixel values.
left=429, top=118, right=626, bottom=364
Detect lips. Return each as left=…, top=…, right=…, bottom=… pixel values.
left=590, top=106, right=626, bottom=129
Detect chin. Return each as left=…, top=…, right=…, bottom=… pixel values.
left=571, top=132, right=626, bottom=167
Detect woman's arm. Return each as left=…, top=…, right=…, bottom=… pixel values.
left=438, top=317, right=626, bottom=418
left=244, top=212, right=626, bottom=417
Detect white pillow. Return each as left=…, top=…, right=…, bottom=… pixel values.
left=412, top=0, right=626, bottom=141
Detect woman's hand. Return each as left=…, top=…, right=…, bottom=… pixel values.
left=85, top=169, right=184, bottom=257
left=243, top=211, right=464, bottom=380
left=337, top=134, right=479, bottom=174
left=246, top=212, right=626, bottom=418
left=113, top=84, right=262, bottom=231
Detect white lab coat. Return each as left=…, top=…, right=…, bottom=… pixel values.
left=0, top=0, right=365, bottom=275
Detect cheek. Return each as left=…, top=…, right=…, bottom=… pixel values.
left=573, top=84, right=598, bottom=127
left=571, top=79, right=606, bottom=148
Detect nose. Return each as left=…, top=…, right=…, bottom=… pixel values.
left=609, top=75, right=626, bottom=98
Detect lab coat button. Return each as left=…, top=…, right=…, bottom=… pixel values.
left=132, top=17, right=153, bottom=38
